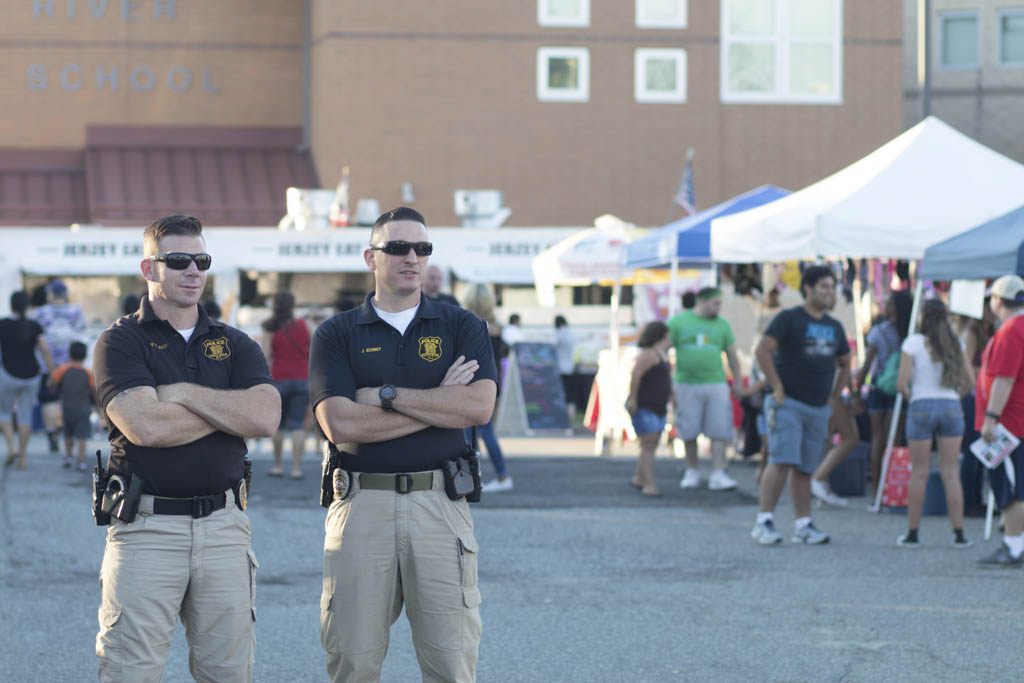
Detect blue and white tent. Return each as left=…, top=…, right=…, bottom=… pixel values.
left=624, top=185, right=789, bottom=270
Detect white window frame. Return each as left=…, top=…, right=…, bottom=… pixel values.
left=635, top=48, right=687, bottom=102
left=720, top=0, right=843, bottom=105
left=537, top=47, right=590, bottom=102
left=538, top=0, right=590, bottom=27
left=938, top=10, right=980, bottom=71
left=636, top=0, right=688, bottom=29
left=997, top=9, right=1024, bottom=68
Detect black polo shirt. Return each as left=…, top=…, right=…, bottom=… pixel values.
left=309, top=292, right=497, bottom=473
left=93, top=296, right=273, bottom=497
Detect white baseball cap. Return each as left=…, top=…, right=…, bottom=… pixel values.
left=988, top=274, right=1024, bottom=301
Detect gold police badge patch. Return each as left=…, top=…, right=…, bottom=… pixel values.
left=203, top=337, right=231, bottom=361
left=418, top=336, right=442, bottom=362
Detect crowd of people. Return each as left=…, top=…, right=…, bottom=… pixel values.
left=625, top=265, right=1024, bottom=568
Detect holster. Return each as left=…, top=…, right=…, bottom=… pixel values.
left=444, top=426, right=482, bottom=502
left=101, top=472, right=145, bottom=523
left=320, top=442, right=352, bottom=508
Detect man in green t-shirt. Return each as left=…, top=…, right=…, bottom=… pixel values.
left=667, top=287, right=743, bottom=491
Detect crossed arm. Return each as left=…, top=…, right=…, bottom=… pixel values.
left=106, top=382, right=280, bottom=448
left=315, top=355, right=497, bottom=444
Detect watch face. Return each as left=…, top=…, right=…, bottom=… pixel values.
left=381, top=386, right=397, bottom=400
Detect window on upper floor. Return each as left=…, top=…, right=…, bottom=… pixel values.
left=635, top=48, right=687, bottom=102
left=720, top=0, right=842, bottom=104
left=537, top=47, right=590, bottom=102
left=999, top=9, right=1024, bottom=67
left=538, top=0, right=590, bottom=27
left=636, top=0, right=688, bottom=29
left=939, top=11, right=980, bottom=70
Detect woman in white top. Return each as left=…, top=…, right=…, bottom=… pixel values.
left=896, top=299, right=974, bottom=548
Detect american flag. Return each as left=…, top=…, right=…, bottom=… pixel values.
left=673, top=149, right=696, bottom=216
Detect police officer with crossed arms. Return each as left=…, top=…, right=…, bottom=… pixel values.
left=92, top=215, right=279, bottom=682
left=310, top=207, right=496, bottom=682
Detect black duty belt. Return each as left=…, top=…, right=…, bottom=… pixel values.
left=359, top=472, right=434, bottom=494
left=151, top=491, right=231, bottom=518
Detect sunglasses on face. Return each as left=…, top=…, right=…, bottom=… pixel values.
left=369, top=240, right=433, bottom=257
left=147, top=252, right=213, bottom=271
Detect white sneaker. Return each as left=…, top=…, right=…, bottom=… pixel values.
left=680, top=469, right=701, bottom=489
left=751, top=519, right=782, bottom=545
left=810, top=479, right=849, bottom=507
left=708, top=469, right=738, bottom=491
left=481, top=477, right=514, bottom=493
left=792, top=522, right=830, bottom=544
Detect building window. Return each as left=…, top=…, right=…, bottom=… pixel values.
left=538, top=0, right=589, bottom=27
left=720, top=0, right=842, bottom=104
left=636, top=0, right=687, bottom=28
left=939, top=11, right=979, bottom=70
left=635, top=49, right=687, bottom=101
left=537, top=47, right=590, bottom=101
left=999, top=10, right=1024, bottom=67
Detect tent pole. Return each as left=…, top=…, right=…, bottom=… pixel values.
left=872, top=278, right=924, bottom=512
left=668, top=251, right=679, bottom=317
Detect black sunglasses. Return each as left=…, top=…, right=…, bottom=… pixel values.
left=147, top=252, right=213, bottom=271
left=369, top=240, right=433, bottom=257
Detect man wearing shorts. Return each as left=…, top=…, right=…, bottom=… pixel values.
left=976, top=275, right=1024, bottom=568
left=752, top=265, right=851, bottom=545
left=668, top=286, right=743, bottom=491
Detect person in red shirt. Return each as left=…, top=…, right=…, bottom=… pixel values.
left=975, top=275, right=1024, bottom=568
left=261, top=290, right=315, bottom=479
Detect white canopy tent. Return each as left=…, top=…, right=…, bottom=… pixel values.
left=710, top=117, right=1024, bottom=262
left=708, top=116, right=1024, bottom=512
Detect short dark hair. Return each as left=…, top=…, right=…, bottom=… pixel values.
left=681, top=291, right=696, bottom=310
left=800, top=265, right=835, bottom=298
left=638, top=321, right=669, bottom=348
left=370, top=207, right=426, bottom=245
left=69, top=341, right=88, bottom=361
left=143, top=215, right=203, bottom=256
left=10, top=290, right=29, bottom=317
left=555, top=315, right=567, bottom=328
left=1000, top=297, right=1024, bottom=310
left=509, top=313, right=521, bottom=326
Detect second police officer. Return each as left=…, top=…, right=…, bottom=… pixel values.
left=310, top=207, right=496, bottom=683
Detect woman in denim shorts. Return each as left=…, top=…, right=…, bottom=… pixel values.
left=896, top=299, right=975, bottom=548
left=626, top=322, right=673, bottom=497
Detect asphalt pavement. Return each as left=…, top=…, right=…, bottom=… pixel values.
left=1, top=433, right=1020, bottom=682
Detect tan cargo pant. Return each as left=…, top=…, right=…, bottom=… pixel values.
left=321, top=471, right=482, bottom=683
left=96, top=491, right=257, bottom=683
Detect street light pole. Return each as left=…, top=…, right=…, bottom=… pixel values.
left=918, top=0, right=932, bottom=119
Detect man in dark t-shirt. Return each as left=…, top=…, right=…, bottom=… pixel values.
left=752, top=265, right=851, bottom=546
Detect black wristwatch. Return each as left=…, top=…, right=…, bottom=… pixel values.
left=379, top=385, right=397, bottom=412
left=985, top=411, right=1001, bottom=421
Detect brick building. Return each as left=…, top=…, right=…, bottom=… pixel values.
left=903, top=0, right=1024, bottom=163
left=0, top=0, right=903, bottom=228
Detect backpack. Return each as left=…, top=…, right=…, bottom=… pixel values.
left=875, top=352, right=901, bottom=396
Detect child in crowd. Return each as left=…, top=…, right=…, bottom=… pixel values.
left=48, top=341, right=94, bottom=471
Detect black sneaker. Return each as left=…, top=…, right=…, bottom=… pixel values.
left=977, top=544, right=1024, bottom=569
left=896, top=533, right=920, bottom=548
